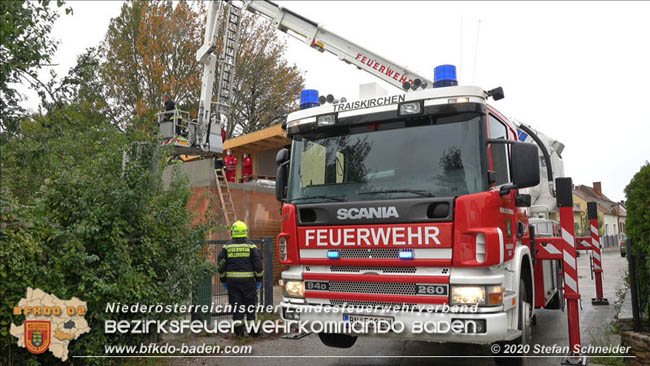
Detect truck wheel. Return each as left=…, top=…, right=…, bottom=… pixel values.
left=318, top=333, right=357, bottom=348
left=494, top=279, right=531, bottom=366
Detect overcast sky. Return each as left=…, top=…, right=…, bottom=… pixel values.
left=23, top=1, right=650, bottom=202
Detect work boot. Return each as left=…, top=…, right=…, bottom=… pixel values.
left=234, top=326, right=245, bottom=337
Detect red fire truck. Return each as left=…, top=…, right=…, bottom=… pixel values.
left=275, top=74, right=543, bottom=360
left=273, top=74, right=607, bottom=365
left=191, top=2, right=606, bottom=365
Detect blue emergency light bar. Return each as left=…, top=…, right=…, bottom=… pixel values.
left=433, top=65, right=458, bottom=88
left=399, top=250, right=414, bottom=260
left=327, top=250, right=340, bottom=259
left=300, top=89, right=320, bottom=110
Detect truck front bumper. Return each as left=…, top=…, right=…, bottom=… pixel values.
left=279, top=301, right=512, bottom=344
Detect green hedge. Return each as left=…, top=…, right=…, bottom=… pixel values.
left=625, top=162, right=650, bottom=323
left=1, top=116, right=217, bottom=365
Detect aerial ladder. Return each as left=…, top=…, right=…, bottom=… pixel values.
left=162, top=0, right=435, bottom=158
left=243, top=1, right=432, bottom=91
left=157, top=1, right=245, bottom=158
left=184, top=0, right=436, bottom=227
left=197, top=1, right=245, bottom=226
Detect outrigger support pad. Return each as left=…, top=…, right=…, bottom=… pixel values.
left=561, top=355, right=587, bottom=365
left=591, top=297, right=610, bottom=306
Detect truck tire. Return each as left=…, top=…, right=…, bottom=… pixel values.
left=318, top=333, right=357, bottom=348
left=494, top=279, right=531, bottom=366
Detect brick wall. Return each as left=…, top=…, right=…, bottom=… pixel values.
left=621, top=331, right=650, bottom=365
left=187, top=184, right=286, bottom=283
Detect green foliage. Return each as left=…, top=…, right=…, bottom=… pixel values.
left=1, top=55, right=217, bottom=366
left=2, top=132, right=216, bottom=365
left=0, top=0, right=71, bottom=134
left=624, top=162, right=650, bottom=318
left=626, top=162, right=650, bottom=256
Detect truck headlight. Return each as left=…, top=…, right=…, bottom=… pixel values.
left=317, top=113, right=336, bottom=126
left=283, top=280, right=305, bottom=298
left=450, top=285, right=504, bottom=306
left=398, top=101, right=423, bottom=116
left=451, top=286, right=486, bottom=305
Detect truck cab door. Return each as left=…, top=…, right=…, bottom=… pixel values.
left=487, top=115, right=518, bottom=260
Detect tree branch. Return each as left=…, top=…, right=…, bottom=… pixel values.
left=17, top=69, right=73, bottom=124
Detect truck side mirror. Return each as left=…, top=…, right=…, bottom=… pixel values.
left=276, top=148, right=289, bottom=164
left=511, top=142, right=540, bottom=189
left=276, top=163, right=289, bottom=202
left=515, top=194, right=532, bottom=207
left=275, top=148, right=290, bottom=202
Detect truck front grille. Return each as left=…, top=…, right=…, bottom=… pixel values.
left=329, top=266, right=417, bottom=274
left=338, top=248, right=400, bottom=259
left=329, top=281, right=416, bottom=295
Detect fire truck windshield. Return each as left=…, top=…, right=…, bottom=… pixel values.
left=287, top=112, right=486, bottom=204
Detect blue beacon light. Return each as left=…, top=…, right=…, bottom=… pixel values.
left=300, top=89, right=320, bottom=110
left=433, top=64, right=459, bottom=88
left=399, top=250, right=414, bottom=260
left=327, top=250, right=340, bottom=259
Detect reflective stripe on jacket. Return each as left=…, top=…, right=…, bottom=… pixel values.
left=217, top=240, right=263, bottom=282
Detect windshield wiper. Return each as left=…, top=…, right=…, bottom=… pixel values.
left=359, top=189, right=435, bottom=198
left=292, top=195, right=345, bottom=202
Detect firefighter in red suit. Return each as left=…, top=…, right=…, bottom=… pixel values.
left=224, top=149, right=238, bottom=183
left=242, top=153, right=253, bottom=181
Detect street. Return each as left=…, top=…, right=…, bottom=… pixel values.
left=169, top=249, right=628, bottom=366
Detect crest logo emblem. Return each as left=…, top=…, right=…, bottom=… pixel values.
left=25, top=321, right=51, bottom=354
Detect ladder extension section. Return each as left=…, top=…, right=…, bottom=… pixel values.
left=215, top=4, right=244, bottom=115
left=245, top=1, right=432, bottom=90
left=215, top=169, right=237, bottom=227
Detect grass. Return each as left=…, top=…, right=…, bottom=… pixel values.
left=587, top=322, right=626, bottom=366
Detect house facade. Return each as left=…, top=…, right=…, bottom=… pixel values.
left=574, top=182, right=626, bottom=247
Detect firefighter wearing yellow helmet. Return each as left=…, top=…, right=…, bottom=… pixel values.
left=217, top=221, right=263, bottom=337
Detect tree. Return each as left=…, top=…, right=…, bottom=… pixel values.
left=624, top=162, right=650, bottom=321
left=625, top=162, right=650, bottom=255
left=1, top=140, right=216, bottom=365
left=102, top=0, right=204, bottom=133
left=227, top=14, right=304, bottom=137
left=1, top=57, right=217, bottom=363
left=0, top=0, right=71, bottom=135
left=0, top=49, right=119, bottom=202
left=101, top=1, right=303, bottom=138
left=1, top=5, right=219, bottom=364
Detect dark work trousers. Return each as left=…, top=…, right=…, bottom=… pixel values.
left=226, top=278, right=257, bottom=325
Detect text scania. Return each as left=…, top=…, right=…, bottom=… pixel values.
left=337, top=207, right=399, bottom=220
left=304, top=226, right=441, bottom=247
